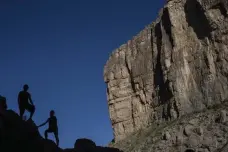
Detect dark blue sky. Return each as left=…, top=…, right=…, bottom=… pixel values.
left=0, top=0, right=165, bottom=149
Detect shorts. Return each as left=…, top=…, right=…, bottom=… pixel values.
left=19, top=103, right=35, bottom=113
left=46, top=127, right=58, bottom=135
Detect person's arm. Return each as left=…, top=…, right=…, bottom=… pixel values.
left=28, top=93, right=34, bottom=105
left=38, top=118, right=49, bottom=128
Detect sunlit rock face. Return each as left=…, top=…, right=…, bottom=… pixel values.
left=104, top=0, right=228, bottom=142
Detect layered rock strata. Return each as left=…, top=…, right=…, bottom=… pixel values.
left=104, top=0, right=228, bottom=141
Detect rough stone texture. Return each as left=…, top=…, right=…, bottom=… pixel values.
left=109, top=101, right=228, bottom=152
left=104, top=0, right=228, bottom=142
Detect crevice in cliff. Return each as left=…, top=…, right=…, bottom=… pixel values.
left=107, top=87, right=110, bottom=96
left=124, top=55, right=136, bottom=128
left=161, top=8, right=174, bottom=48
left=173, top=100, right=180, bottom=118
left=131, top=101, right=136, bottom=129
left=124, top=55, right=136, bottom=93
left=154, top=23, right=173, bottom=106
left=184, top=0, right=212, bottom=40
left=162, top=102, right=172, bottom=121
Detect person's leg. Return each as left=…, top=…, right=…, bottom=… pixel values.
left=30, top=105, right=35, bottom=119
left=44, top=129, right=51, bottom=139
left=44, top=130, right=48, bottom=139
left=27, top=104, right=35, bottom=120
left=19, top=104, right=25, bottom=119
left=54, top=129, right=59, bottom=146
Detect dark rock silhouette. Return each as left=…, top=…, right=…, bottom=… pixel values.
left=66, top=138, right=123, bottom=152
left=74, top=138, right=96, bottom=151
left=0, top=107, right=123, bottom=152
left=0, top=109, right=62, bottom=152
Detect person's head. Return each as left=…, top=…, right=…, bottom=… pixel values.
left=50, top=110, right=55, bottom=116
left=23, top=84, right=29, bottom=91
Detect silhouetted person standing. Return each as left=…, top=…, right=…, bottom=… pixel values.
left=18, top=84, right=35, bottom=120
left=38, top=110, right=59, bottom=146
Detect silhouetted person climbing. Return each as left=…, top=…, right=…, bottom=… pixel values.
left=18, top=84, right=35, bottom=120
left=38, top=110, right=59, bottom=146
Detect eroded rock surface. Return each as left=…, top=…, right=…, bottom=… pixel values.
left=110, top=101, right=228, bottom=152
left=104, top=0, right=228, bottom=141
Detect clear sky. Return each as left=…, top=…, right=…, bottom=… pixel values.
left=0, top=0, right=165, bottom=149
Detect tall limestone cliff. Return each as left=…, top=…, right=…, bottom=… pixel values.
left=104, top=0, right=228, bottom=142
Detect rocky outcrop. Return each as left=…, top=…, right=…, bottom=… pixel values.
left=0, top=110, right=62, bottom=152
left=65, top=138, right=122, bottom=152
left=0, top=107, right=122, bottom=152
left=104, top=0, right=228, bottom=141
left=110, top=100, right=228, bottom=152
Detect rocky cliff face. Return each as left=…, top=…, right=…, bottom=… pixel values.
left=110, top=100, right=228, bottom=152
left=104, top=0, right=228, bottom=142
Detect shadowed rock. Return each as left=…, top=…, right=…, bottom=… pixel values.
left=0, top=109, right=123, bottom=152
left=0, top=110, right=63, bottom=152
left=65, top=138, right=123, bottom=152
